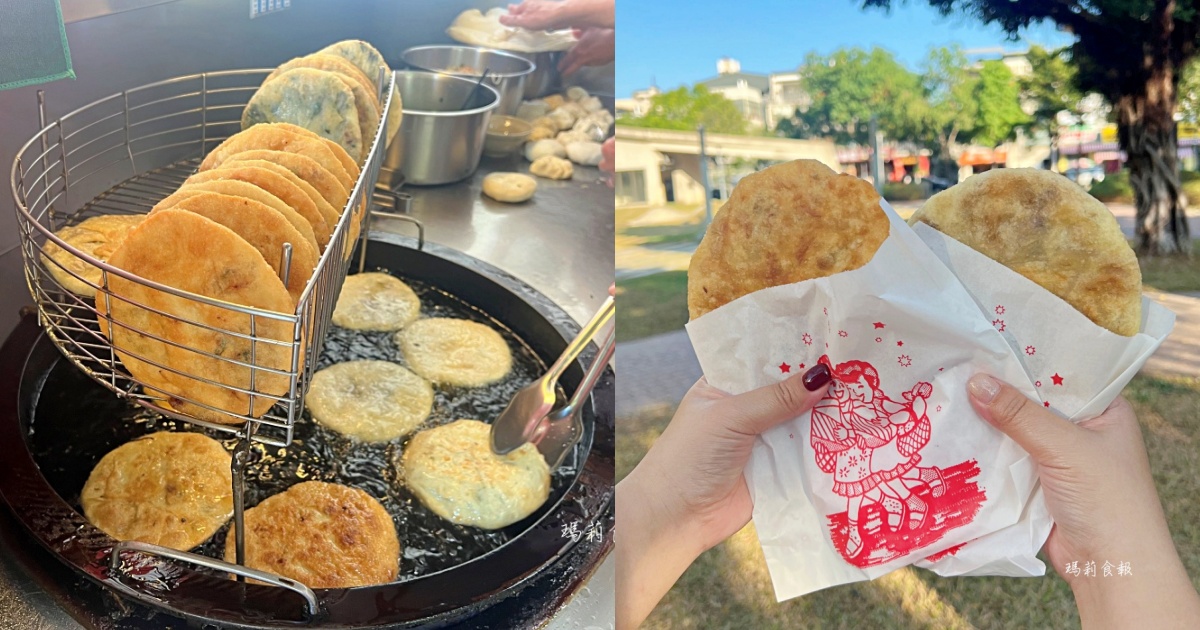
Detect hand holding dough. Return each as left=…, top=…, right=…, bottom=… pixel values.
left=482, top=172, right=537, bottom=203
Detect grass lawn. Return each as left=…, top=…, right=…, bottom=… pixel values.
left=617, top=373, right=1200, bottom=629
left=1139, top=240, right=1200, bottom=293
left=615, top=271, right=689, bottom=343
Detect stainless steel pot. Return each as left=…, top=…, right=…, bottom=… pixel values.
left=383, top=70, right=500, bottom=187
left=512, top=51, right=564, bottom=98
left=401, top=45, right=534, bottom=116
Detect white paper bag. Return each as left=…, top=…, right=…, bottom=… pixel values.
left=686, top=201, right=1043, bottom=600
left=911, top=224, right=1174, bottom=577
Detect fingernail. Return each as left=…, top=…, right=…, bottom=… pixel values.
left=968, top=374, right=1000, bottom=403
left=803, top=363, right=831, bottom=391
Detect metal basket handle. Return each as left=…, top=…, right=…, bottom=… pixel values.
left=107, top=540, right=320, bottom=617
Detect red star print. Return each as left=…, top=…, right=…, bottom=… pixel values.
left=939, top=367, right=944, bottom=371
left=897, top=340, right=904, bottom=347
left=936, top=405, right=942, bottom=412
left=838, top=330, right=848, bottom=338
left=992, top=319, right=1006, bottom=332
left=873, top=322, right=885, bottom=329
left=875, top=337, right=882, bottom=343
left=1043, top=401, right=1051, bottom=407
left=1025, top=345, right=1036, bottom=356
left=898, top=355, right=912, bottom=367
left=798, top=363, right=806, bottom=369
left=1051, top=373, right=1064, bottom=386
left=789, top=433, right=794, bottom=439
left=995, top=305, right=1006, bottom=315
left=802, top=333, right=813, bottom=346
left=779, top=362, right=791, bottom=374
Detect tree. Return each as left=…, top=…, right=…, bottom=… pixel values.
left=1179, top=57, right=1200, bottom=122
left=973, top=60, right=1030, bottom=146
left=917, top=45, right=980, bottom=175
left=864, top=0, right=1192, bottom=254
left=776, top=47, right=925, bottom=145
left=1020, top=45, right=1084, bottom=141
left=616, top=85, right=747, bottom=134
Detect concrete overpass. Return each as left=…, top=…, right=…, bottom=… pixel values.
left=614, top=126, right=839, bottom=207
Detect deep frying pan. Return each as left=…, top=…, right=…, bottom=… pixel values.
left=0, top=232, right=615, bottom=628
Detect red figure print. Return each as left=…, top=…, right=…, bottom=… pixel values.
left=811, top=355, right=985, bottom=566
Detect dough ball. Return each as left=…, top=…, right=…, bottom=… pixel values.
left=482, top=172, right=538, bottom=203
left=530, top=155, right=573, bottom=180
left=566, top=141, right=603, bottom=166
left=524, top=139, right=566, bottom=162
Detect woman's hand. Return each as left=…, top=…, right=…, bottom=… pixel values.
left=500, top=0, right=614, bottom=31
left=967, top=374, right=1200, bottom=629
left=617, top=364, right=831, bottom=629
left=558, top=27, right=614, bottom=76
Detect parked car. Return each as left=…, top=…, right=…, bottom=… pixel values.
left=1064, top=165, right=1106, bottom=187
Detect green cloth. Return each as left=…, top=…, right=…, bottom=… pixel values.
left=0, top=0, right=74, bottom=91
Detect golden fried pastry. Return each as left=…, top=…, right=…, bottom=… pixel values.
left=218, top=158, right=340, bottom=232
left=99, top=209, right=295, bottom=424
left=82, top=432, right=233, bottom=551
left=307, top=360, right=433, bottom=442
left=331, top=272, right=421, bottom=331
left=224, top=481, right=399, bottom=587
left=158, top=180, right=318, bottom=252
left=402, top=419, right=550, bottom=530
left=41, top=214, right=145, bottom=296
left=395, top=318, right=513, bottom=387
left=266, top=55, right=381, bottom=146
left=243, top=68, right=363, bottom=163
left=222, top=148, right=349, bottom=211
left=153, top=192, right=318, bottom=305
left=186, top=165, right=331, bottom=249
left=687, top=159, right=888, bottom=319
left=199, top=123, right=354, bottom=191
left=482, top=172, right=537, bottom=203
left=909, top=168, right=1142, bottom=335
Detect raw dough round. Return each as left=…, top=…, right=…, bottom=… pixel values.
left=482, top=172, right=537, bottom=203
left=402, top=419, right=550, bottom=529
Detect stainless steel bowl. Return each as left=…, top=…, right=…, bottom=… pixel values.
left=512, top=51, right=564, bottom=98
left=401, top=45, right=534, bottom=116
left=383, top=70, right=500, bottom=187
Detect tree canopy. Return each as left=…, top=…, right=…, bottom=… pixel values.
left=616, top=85, right=747, bottom=135
left=1019, top=45, right=1083, bottom=137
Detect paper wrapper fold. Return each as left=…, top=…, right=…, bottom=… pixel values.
left=685, top=200, right=1173, bottom=600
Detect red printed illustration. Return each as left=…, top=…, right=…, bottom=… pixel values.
left=810, top=355, right=986, bottom=566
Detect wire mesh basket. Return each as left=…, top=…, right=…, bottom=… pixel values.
left=10, top=68, right=396, bottom=447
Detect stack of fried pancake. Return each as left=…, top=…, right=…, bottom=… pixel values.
left=688, top=161, right=1142, bottom=336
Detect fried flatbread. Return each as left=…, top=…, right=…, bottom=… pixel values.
left=217, top=158, right=340, bottom=232
left=155, top=192, right=318, bottom=305
left=224, top=481, right=399, bottom=587
left=395, top=318, right=513, bottom=387
left=222, top=149, right=349, bottom=212
left=155, top=180, right=318, bottom=253
left=331, top=272, right=420, bottom=331
left=687, top=159, right=888, bottom=319
left=200, top=123, right=354, bottom=192
left=81, top=432, right=232, bottom=551
left=186, top=165, right=331, bottom=249
left=318, top=40, right=390, bottom=91
left=909, top=168, right=1142, bottom=335
left=41, top=214, right=146, bottom=296
left=266, top=54, right=381, bottom=146
left=98, top=209, right=295, bottom=424
left=243, top=68, right=363, bottom=163
left=402, top=419, right=550, bottom=530
left=307, top=360, right=433, bottom=442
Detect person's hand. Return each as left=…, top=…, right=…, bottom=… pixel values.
left=617, top=364, right=832, bottom=629
left=967, top=374, right=1200, bottom=629
left=500, top=0, right=571, bottom=30
left=600, top=137, right=615, bottom=177
left=559, top=27, right=614, bottom=76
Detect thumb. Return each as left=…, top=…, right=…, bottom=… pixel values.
left=720, top=364, right=832, bottom=436
left=966, top=373, right=1079, bottom=466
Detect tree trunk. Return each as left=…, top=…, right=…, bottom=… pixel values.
left=1117, top=0, right=1191, bottom=256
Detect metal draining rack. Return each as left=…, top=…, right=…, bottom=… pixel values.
left=9, top=68, right=419, bottom=613
left=10, top=68, right=399, bottom=449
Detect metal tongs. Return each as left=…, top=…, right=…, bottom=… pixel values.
left=491, top=296, right=615, bottom=469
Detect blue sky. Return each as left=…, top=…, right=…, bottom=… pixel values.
left=615, top=1, right=1074, bottom=97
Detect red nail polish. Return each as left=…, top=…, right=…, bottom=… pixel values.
left=803, top=363, right=831, bottom=391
